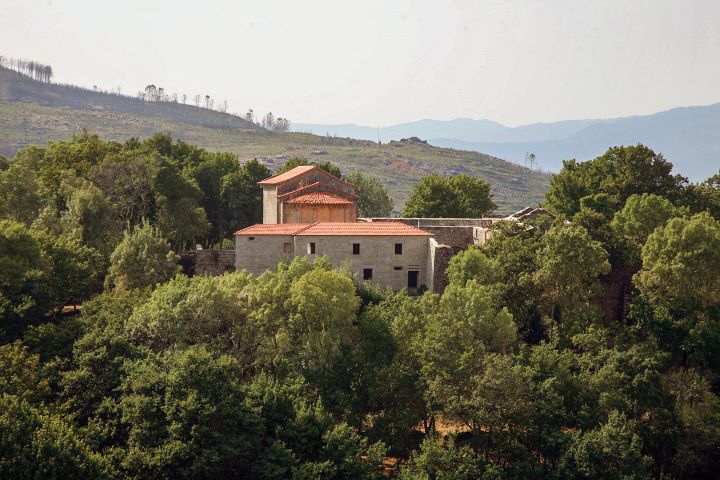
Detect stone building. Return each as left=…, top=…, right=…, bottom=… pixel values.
left=234, top=165, right=546, bottom=292
left=235, top=222, right=432, bottom=291
left=259, top=165, right=358, bottom=224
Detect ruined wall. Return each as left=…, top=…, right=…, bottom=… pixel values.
left=426, top=238, right=454, bottom=294
left=179, top=250, right=236, bottom=277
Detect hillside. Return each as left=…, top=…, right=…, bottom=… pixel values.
left=297, top=104, right=720, bottom=181
left=0, top=69, right=550, bottom=213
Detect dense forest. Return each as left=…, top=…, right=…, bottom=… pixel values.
left=1, top=135, right=720, bottom=479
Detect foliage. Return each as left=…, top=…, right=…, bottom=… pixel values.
left=0, top=394, right=108, bottom=479
left=105, top=222, right=180, bottom=291
left=403, top=174, right=496, bottom=217
left=545, top=144, right=685, bottom=219
left=276, top=157, right=342, bottom=179
left=346, top=172, right=394, bottom=217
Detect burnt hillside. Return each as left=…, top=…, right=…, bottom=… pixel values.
left=0, top=66, right=258, bottom=131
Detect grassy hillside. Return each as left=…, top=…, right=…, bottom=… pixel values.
left=0, top=70, right=550, bottom=213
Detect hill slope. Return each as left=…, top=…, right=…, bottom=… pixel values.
left=297, top=104, right=720, bottom=181
left=0, top=69, right=550, bottom=214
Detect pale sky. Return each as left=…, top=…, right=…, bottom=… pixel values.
left=2, top=0, right=720, bottom=126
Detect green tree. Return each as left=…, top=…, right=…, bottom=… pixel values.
left=346, top=172, right=394, bottom=217
left=561, top=410, right=651, bottom=480
left=0, top=163, right=42, bottom=226
left=0, top=394, right=108, bottom=479
left=545, top=145, right=685, bottom=219
left=534, top=224, right=610, bottom=337
left=403, top=174, right=496, bottom=218
left=125, top=273, right=269, bottom=374
left=0, top=220, right=51, bottom=339
left=276, top=157, right=342, bottom=179
left=117, top=345, right=268, bottom=479
left=399, top=436, right=498, bottom=480
left=286, top=268, right=361, bottom=374
left=663, top=368, right=720, bottom=478
left=611, top=193, right=680, bottom=266
left=634, top=213, right=720, bottom=367
left=105, top=222, right=180, bottom=291
left=220, top=159, right=270, bottom=239
left=36, top=232, right=105, bottom=311
left=0, top=343, right=51, bottom=403
left=152, top=158, right=209, bottom=249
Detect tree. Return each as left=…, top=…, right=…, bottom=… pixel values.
left=36, top=232, right=105, bottom=311
left=561, top=411, right=651, bottom=480
left=346, top=172, right=394, bottom=217
left=275, top=157, right=342, bottom=179
left=105, top=222, right=180, bottom=291
left=0, top=395, right=108, bottom=479
left=285, top=269, right=361, bottom=374
left=534, top=224, right=610, bottom=337
left=124, top=273, right=269, bottom=374
left=403, top=174, right=496, bottom=218
left=399, top=436, right=497, bottom=480
left=117, top=345, right=269, bottom=479
left=220, top=159, right=271, bottom=239
left=0, top=163, right=42, bottom=225
left=611, top=193, right=680, bottom=266
left=152, top=157, right=209, bottom=249
left=0, top=220, right=51, bottom=339
left=636, top=212, right=720, bottom=313
left=545, top=145, right=685, bottom=219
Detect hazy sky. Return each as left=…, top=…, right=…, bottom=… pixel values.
left=3, top=0, right=720, bottom=126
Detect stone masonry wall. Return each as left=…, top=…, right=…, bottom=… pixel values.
left=180, top=250, right=236, bottom=277
left=427, top=238, right=454, bottom=294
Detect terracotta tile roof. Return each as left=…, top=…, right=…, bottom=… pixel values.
left=297, top=222, right=431, bottom=236
left=285, top=192, right=354, bottom=205
left=276, top=182, right=322, bottom=198
left=258, top=165, right=316, bottom=185
left=234, top=224, right=312, bottom=236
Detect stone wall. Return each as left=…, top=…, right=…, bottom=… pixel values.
left=179, top=250, right=236, bottom=276
left=426, top=238, right=454, bottom=294
left=294, top=234, right=429, bottom=291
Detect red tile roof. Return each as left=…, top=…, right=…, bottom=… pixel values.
left=297, top=222, right=431, bottom=236
left=258, top=165, right=316, bottom=185
left=234, top=224, right=312, bottom=236
left=235, top=222, right=431, bottom=237
left=285, top=192, right=354, bottom=205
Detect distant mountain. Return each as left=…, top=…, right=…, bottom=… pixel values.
left=296, top=104, right=720, bottom=181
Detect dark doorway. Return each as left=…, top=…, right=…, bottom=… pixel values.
left=407, top=271, right=418, bottom=289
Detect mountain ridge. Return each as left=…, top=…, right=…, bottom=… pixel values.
left=295, top=103, right=720, bottom=181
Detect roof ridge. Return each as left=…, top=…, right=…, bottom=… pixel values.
left=276, top=181, right=322, bottom=199
left=294, top=222, right=317, bottom=234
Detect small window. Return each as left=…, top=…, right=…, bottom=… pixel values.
left=363, top=268, right=373, bottom=280
left=393, top=266, right=403, bottom=271
left=395, top=243, right=403, bottom=254
left=283, top=242, right=292, bottom=253
left=352, top=243, right=360, bottom=255
left=308, top=242, right=316, bottom=255
left=248, top=237, right=255, bottom=240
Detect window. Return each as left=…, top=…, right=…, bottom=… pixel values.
left=248, top=237, right=255, bottom=240
left=393, top=266, right=403, bottom=271
left=283, top=242, right=292, bottom=253
left=363, top=268, right=373, bottom=280
left=407, top=271, right=418, bottom=289
left=308, top=242, right=316, bottom=254
left=395, top=243, right=403, bottom=254
left=352, top=243, right=360, bottom=255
